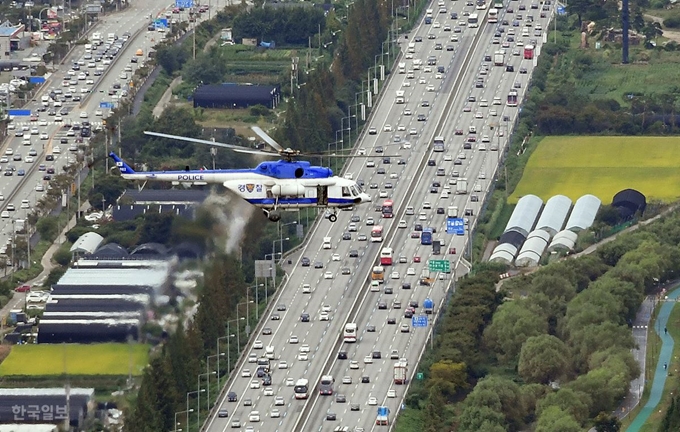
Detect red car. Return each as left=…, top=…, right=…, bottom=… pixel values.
left=15, top=285, right=31, bottom=293
left=413, top=256, right=421, bottom=263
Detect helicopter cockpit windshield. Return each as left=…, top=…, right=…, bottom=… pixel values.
left=351, top=185, right=363, bottom=195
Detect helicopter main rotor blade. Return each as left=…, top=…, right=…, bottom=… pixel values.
left=251, top=126, right=285, bottom=153
left=144, top=131, right=277, bottom=157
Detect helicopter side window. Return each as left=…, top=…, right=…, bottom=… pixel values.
left=342, top=187, right=351, bottom=197
left=350, top=186, right=360, bottom=196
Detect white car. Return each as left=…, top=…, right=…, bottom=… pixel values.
left=299, top=344, right=310, bottom=353
left=379, top=190, right=388, bottom=198
left=38, top=119, right=47, bottom=126
left=264, top=387, right=274, bottom=396
left=405, top=206, right=414, bottom=215
left=289, top=335, right=299, bottom=344
left=95, top=109, right=103, bottom=116
left=248, top=411, right=260, bottom=422
left=278, top=361, right=288, bottom=369
left=368, top=397, right=378, bottom=405
left=241, top=369, right=251, bottom=377
left=270, top=409, right=280, bottom=418
left=25, top=156, right=34, bottom=163
left=342, top=376, right=352, bottom=384
left=398, top=220, right=407, bottom=229
left=319, top=311, right=330, bottom=321
left=250, top=380, right=261, bottom=389
left=248, top=353, right=257, bottom=363
left=0, top=211, right=8, bottom=218
left=40, top=132, right=49, bottom=140
left=426, top=84, right=435, bottom=92
left=298, top=352, right=309, bottom=361
left=366, top=160, right=375, bottom=168
left=383, top=124, right=392, bottom=132
left=79, top=111, right=88, bottom=118
left=387, top=389, right=396, bottom=398
left=275, top=396, right=285, bottom=405
left=332, top=253, right=340, bottom=261
left=324, top=271, right=333, bottom=279
left=444, top=154, right=452, bottom=161
left=53, top=146, right=61, bottom=154
left=366, top=217, right=375, bottom=225
left=253, top=340, right=263, bottom=349
left=321, top=304, right=332, bottom=312
left=364, top=356, right=373, bottom=364
left=349, top=360, right=359, bottom=369
left=397, top=124, right=406, bottom=131
left=391, top=271, right=400, bottom=279
left=419, top=212, right=427, bottom=221
left=409, top=128, right=418, bottom=135
left=422, top=202, right=431, bottom=209
left=285, top=378, right=295, bottom=386
left=54, top=115, right=63, bottom=122
left=402, top=142, right=412, bottom=149
left=30, top=127, right=38, bottom=135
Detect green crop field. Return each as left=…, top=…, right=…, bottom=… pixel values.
left=509, top=136, right=680, bottom=204
left=0, top=343, right=149, bottom=376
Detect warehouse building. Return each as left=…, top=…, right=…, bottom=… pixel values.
left=192, top=83, right=281, bottom=109
left=565, top=194, right=601, bottom=232
left=534, top=195, right=571, bottom=237
left=0, top=388, right=94, bottom=428
left=489, top=195, right=543, bottom=264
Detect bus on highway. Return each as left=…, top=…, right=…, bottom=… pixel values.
left=421, top=228, right=434, bottom=245
left=507, top=90, right=518, bottom=107
left=468, top=13, right=479, bottom=27
left=371, top=225, right=384, bottom=243
left=344, top=323, right=358, bottom=342
left=381, top=199, right=394, bottom=218
left=294, top=379, right=309, bottom=399
left=380, top=247, right=393, bottom=265
left=488, top=8, right=498, bottom=23
left=372, top=266, right=385, bottom=282
left=433, top=136, right=445, bottom=152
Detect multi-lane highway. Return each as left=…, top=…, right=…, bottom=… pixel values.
left=0, top=1, right=203, bottom=260
left=206, top=1, right=553, bottom=432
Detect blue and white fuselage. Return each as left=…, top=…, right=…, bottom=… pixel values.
left=109, top=153, right=371, bottom=220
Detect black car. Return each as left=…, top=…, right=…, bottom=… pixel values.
left=256, top=366, right=268, bottom=378
left=270, top=314, right=280, bottom=320
left=437, top=207, right=445, bottom=214
left=378, top=301, right=387, bottom=310
left=367, top=324, right=376, bottom=332
left=45, top=154, right=54, bottom=161
left=349, top=250, right=359, bottom=258
left=336, top=394, right=346, bottom=403
left=351, top=404, right=360, bottom=411
left=314, top=262, right=323, bottom=269
left=300, top=313, right=310, bottom=322
left=351, top=215, right=360, bottom=223
left=430, top=187, right=438, bottom=194
left=427, top=159, right=436, bottom=166
left=377, top=168, right=386, bottom=174
left=338, top=350, right=348, bottom=360
left=218, top=408, right=229, bottom=418
left=471, top=195, right=479, bottom=202
left=361, top=376, right=371, bottom=383
left=301, top=257, right=311, bottom=266
left=342, top=232, right=351, bottom=240
left=404, top=309, right=414, bottom=318
left=409, top=300, right=419, bottom=308
left=506, top=65, right=514, bottom=72
left=227, top=392, right=238, bottom=402
left=414, top=224, right=423, bottom=231
left=402, top=282, right=412, bottom=290
left=421, top=100, right=430, bottom=107
left=383, top=157, right=391, bottom=164
left=415, top=36, right=422, bottom=42
left=326, top=412, right=336, bottom=421
left=262, top=327, right=272, bottom=335
left=262, top=374, right=272, bottom=385
left=398, top=159, right=407, bottom=165
left=372, top=351, right=381, bottom=359
left=384, top=286, right=393, bottom=294
left=417, top=114, right=427, bottom=121
left=387, top=317, right=396, bottom=324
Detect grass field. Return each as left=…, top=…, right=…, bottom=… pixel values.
left=509, top=136, right=680, bottom=204
left=0, top=343, right=149, bottom=376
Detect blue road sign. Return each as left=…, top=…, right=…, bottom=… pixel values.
left=175, top=0, right=193, bottom=8
left=446, top=217, right=465, bottom=235
left=557, top=5, right=566, bottom=15
left=29, top=76, right=45, bottom=84
left=154, top=18, right=168, bottom=29
left=99, top=102, right=114, bottom=109
left=8, top=109, right=31, bottom=116
left=412, top=315, right=428, bottom=328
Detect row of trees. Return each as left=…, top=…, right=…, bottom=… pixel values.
left=232, top=7, right=327, bottom=45
left=402, top=208, right=680, bottom=431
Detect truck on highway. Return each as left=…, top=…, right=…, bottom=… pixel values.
left=407, top=42, right=415, bottom=53
left=432, top=240, right=441, bottom=255
left=92, top=32, right=102, bottom=45
left=294, top=379, right=309, bottom=399
left=395, top=90, right=405, bottom=104
left=421, top=228, right=433, bottom=245
left=456, top=178, right=468, bottom=194
left=376, top=406, right=390, bottom=426
left=393, top=361, right=408, bottom=384
left=447, top=206, right=458, bottom=217
left=319, top=375, right=335, bottom=395
left=494, top=50, right=505, bottom=66
left=424, top=298, right=434, bottom=314
left=13, top=219, right=25, bottom=234
left=372, top=266, right=385, bottom=282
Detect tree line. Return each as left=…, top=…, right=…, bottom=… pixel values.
left=399, top=209, right=680, bottom=431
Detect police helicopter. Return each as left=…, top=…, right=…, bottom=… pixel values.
left=108, top=127, right=372, bottom=222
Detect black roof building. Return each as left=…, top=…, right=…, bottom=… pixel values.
left=37, top=319, right=140, bottom=344
left=193, top=83, right=281, bottom=109
left=50, top=284, right=154, bottom=296
left=0, top=388, right=94, bottom=427
left=612, top=188, right=646, bottom=219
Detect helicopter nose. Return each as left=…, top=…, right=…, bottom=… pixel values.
left=361, top=193, right=372, bottom=203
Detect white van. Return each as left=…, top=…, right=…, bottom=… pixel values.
left=322, top=237, right=332, bottom=249
left=473, top=184, right=482, bottom=192
left=301, top=283, right=312, bottom=293
left=265, top=346, right=275, bottom=359
left=447, top=206, right=458, bottom=218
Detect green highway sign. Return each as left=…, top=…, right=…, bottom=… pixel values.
left=417, top=372, right=424, bottom=380
left=428, top=259, right=450, bottom=273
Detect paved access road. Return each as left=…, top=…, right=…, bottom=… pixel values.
left=0, top=1, right=202, bottom=264
left=205, top=2, right=554, bottom=432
